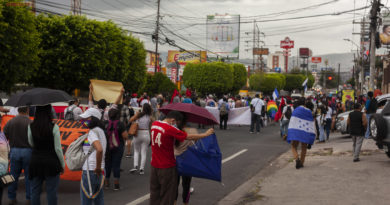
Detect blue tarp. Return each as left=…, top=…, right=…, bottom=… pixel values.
left=176, top=134, right=222, bottom=182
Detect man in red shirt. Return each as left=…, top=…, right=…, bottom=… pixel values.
left=149, top=111, right=214, bottom=205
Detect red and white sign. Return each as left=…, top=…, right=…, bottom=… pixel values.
left=311, top=57, right=322, bottom=63
left=171, top=68, right=177, bottom=84
left=280, top=37, right=294, bottom=49
left=283, top=49, right=291, bottom=56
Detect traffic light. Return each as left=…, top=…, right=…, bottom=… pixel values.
left=328, top=76, right=333, bottom=80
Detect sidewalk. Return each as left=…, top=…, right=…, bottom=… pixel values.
left=219, top=133, right=390, bottom=205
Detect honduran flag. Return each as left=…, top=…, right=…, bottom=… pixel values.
left=287, top=106, right=316, bottom=145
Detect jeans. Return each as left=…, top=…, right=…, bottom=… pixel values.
left=30, top=175, right=60, bottom=205
left=80, top=171, right=104, bottom=205
left=365, top=114, right=371, bottom=139
left=352, top=135, right=364, bottom=160
left=105, top=144, right=124, bottom=179
left=220, top=114, right=228, bottom=130
left=133, top=130, right=150, bottom=170
left=8, top=148, right=32, bottom=200
left=325, top=119, right=332, bottom=140
left=250, top=113, right=261, bottom=132
left=281, top=120, right=290, bottom=136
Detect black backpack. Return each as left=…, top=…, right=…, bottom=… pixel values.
left=367, top=98, right=378, bottom=114
left=285, top=106, right=292, bottom=120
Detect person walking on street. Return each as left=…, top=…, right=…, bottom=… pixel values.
left=287, top=98, right=316, bottom=169
left=149, top=111, right=214, bottom=205
left=104, top=109, right=129, bottom=190
left=64, top=98, right=83, bottom=121
left=219, top=97, right=230, bottom=130
left=347, top=103, right=367, bottom=162
left=325, top=101, right=333, bottom=141
left=281, top=100, right=293, bottom=140
left=250, top=94, right=264, bottom=134
left=316, top=103, right=327, bottom=143
left=28, top=105, right=64, bottom=205
left=3, top=107, right=32, bottom=205
left=79, top=108, right=107, bottom=205
left=129, top=104, right=153, bottom=175
left=365, top=91, right=377, bottom=139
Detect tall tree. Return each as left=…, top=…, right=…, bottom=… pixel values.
left=231, top=63, right=247, bottom=94
left=0, top=0, right=40, bottom=93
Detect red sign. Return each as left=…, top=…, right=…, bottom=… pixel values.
left=311, top=57, right=322, bottom=63
left=280, top=37, right=294, bottom=49
left=299, top=48, right=311, bottom=57
left=171, top=68, right=177, bottom=84
left=283, top=49, right=291, bottom=56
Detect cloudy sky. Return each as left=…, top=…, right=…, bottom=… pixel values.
left=34, top=0, right=381, bottom=58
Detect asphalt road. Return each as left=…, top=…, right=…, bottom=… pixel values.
left=3, top=123, right=289, bottom=205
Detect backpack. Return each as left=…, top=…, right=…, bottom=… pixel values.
left=107, top=120, right=120, bottom=150
left=285, top=106, right=292, bottom=120
left=368, top=98, right=378, bottom=114
left=220, top=102, right=228, bottom=115
left=65, top=129, right=99, bottom=171
left=64, top=106, right=76, bottom=120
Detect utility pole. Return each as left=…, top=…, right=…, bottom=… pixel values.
left=71, top=0, right=81, bottom=15
left=369, top=0, right=381, bottom=91
left=31, top=0, right=36, bottom=14
left=154, top=0, right=161, bottom=73
left=252, top=20, right=255, bottom=71
left=337, top=63, right=341, bottom=93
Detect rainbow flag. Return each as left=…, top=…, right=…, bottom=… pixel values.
left=267, top=100, right=278, bottom=119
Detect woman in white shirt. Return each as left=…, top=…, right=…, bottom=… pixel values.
left=325, top=102, right=333, bottom=141
left=129, top=103, right=152, bottom=175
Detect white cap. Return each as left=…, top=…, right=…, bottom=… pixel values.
left=79, top=108, right=102, bottom=119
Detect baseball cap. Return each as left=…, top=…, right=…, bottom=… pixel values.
left=79, top=108, right=102, bottom=119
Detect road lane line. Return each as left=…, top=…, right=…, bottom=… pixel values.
left=126, top=193, right=150, bottom=205
left=126, top=149, right=248, bottom=205
left=222, top=149, right=248, bottom=164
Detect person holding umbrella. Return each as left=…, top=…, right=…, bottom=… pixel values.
left=149, top=111, right=214, bottom=205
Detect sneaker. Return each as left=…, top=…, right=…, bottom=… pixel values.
left=139, top=169, right=145, bottom=175
left=353, top=158, right=360, bottom=162
left=295, top=159, right=301, bottom=169
left=190, top=187, right=194, bottom=194
left=125, top=154, right=133, bottom=158
left=104, top=180, right=110, bottom=190
left=250, top=131, right=254, bottom=134
left=129, top=166, right=138, bottom=173
left=114, top=183, right=120, bottom=191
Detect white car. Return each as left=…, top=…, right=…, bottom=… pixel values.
left=336, top=94, right=390, bottom=135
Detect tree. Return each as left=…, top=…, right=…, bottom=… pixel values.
left=231, top=63, right=247, bottom=94
left=249, top=73, right=285, bottom=94
left=140, top=72, right=176, bottom=96
left=284, top=74, right=305, bottom=92
left=0, top=0, right=41, bottom=93
left=30, top=15, right=146, bottom=93
left=183, top=62, right=233, bottom=95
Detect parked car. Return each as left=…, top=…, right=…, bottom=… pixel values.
left=370, top=101, right=390, bottom=158
left=336, top=94, right=390, bottom=135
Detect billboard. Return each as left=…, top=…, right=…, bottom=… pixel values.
left=167, top=50, right=207, bottom=65
left=206, top=14, right=240, bottom=58
left=380, top=11, right=390, bottom=45
left=253, top=48, right=269, bottom=55
left=299, top=48, right=312, bottom=58
left=311, top=57, right=322, bottom=63
left=145, top=50, right=160, bottom=73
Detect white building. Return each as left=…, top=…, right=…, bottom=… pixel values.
left=267, top=51, right=286, bottom=73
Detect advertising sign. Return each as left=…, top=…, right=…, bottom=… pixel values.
left=280, top=37, right=294, bottom=49
left=145, top=51, right=160, bottom=73
left=206, top=14, right=240, bottom=58
left=171, top=68, right=177, bottom=84
left=167, top=50, right=207, bottom=65
left=253, top=48, right=269, bottom=55
left=311, top=57, right=322, bottom=63
left=342, top=89, right=355, bottom=105
left=380, top=11, right=390, bottom=45
left=299, top=48, right=311, bottom=58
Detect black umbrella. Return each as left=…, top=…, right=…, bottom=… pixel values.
left=4, top=88, right=73, bottom=107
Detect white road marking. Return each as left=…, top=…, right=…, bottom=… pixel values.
left=126, top=149, right=248, bottom=205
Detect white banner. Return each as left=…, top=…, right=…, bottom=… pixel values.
left=206, top=106, right=251, bottom=125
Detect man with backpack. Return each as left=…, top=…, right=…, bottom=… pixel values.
left=64, top=98, right=83, bottom=121
left=365, top=91, right=378, bottom=139
left=219, top=97, right=230, bottom=130
left=250, top=94, right=264, bottom=134
left=281, top=99, right=294, bottom=140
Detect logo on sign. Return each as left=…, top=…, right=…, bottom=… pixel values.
left=280, top=37, right=294, bottom=49
left=311, top=57, right=321, bottom=63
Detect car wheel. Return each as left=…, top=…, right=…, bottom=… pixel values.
left=370, top=114, right=387, bottom=141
